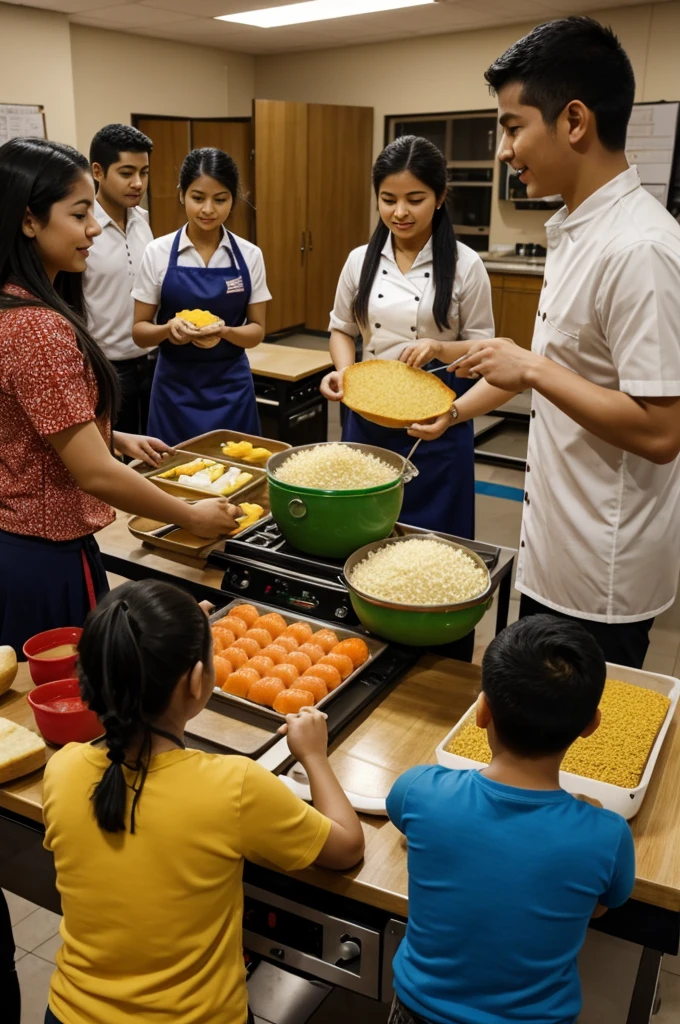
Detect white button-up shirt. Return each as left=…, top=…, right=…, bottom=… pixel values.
left=329, top=235, right=494, bottom=359
left=517, top=167, right=680, bottom=623
left=132, top=226, right=271, bottom=308
left=83, top=201, right=154, bottom=361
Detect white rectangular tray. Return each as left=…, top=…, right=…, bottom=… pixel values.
left=435, top=662, right=680, bottom=820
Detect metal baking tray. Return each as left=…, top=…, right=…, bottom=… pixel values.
left=139, top=448, right=267, bottom=502
left=209, top=598, right=387, bottom=723
left=436, top=662, right=680, bottom=820
left=180, top=428, right=291, bottom=466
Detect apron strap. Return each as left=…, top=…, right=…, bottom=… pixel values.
left=167, top=227, right=184, bottom=269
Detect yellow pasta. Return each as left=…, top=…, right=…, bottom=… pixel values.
left=445, top=679, right=671, bottom=789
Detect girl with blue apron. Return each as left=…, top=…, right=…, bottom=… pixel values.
left=147, top=229, right=260, bottom=446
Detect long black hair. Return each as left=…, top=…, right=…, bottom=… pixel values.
left=78, top=580, right=212, bottom=834
left=0, top=137, right=119, bottom=420
left=353, top=135, right=457, bottom=332
left=179, top=147, right=240, bottom=201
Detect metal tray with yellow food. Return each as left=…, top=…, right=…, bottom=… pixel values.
left=180, top=428, right=291, bottom=467
left=138, top=449, right=267, bottom=501
left=435, top=662, right=680, bottom=820
left=128, top=500, right=267, bottom=558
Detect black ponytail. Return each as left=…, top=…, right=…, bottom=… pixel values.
left=353, top=135, right=457, bottom=332
left=0, top=137, right=119, bottom=421
left=78, top=580, right=212, bottom=834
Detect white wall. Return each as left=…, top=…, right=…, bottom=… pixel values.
left=70, top=26, right=254, bottom=153
left=0, top=3, right=77, bottom=147
left=254, top=2, right=680, bottom=248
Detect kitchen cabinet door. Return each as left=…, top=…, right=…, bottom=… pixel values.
left=488, top=273, right=504, bottom=334
left=305, top=103, right=373, bottom=333
left=136, top=118, right=190, bottom=237
left=499, top=275, right=542, bottom=350
left=191, top=119, right=254, bottom=241
left=254, top=100, right=308, bottom=334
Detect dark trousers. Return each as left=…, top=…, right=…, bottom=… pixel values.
left=1, top=890, right=20, bottom=1024
left=46, top=1004, right=256, bottom=1023
left=519, top=594, right=655, bottom=669
left=112, top=353, right=155, bottom=435
left=388, top=995, right=441, bottom=1024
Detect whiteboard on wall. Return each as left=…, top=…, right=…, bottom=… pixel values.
left=0, top=104, right=46, bottom=146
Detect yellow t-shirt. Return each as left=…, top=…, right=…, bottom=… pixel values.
left=43, top=743, right=331, bottom=1024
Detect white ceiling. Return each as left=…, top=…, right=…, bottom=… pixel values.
left=12, top=0, right=662, bottom=53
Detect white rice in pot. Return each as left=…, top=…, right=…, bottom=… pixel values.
left=349, top=539, right=489, bottom=606
left=273, top=444, right=397, bottom=490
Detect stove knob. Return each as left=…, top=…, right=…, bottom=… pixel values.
left=335, top=938, right=361, bottom=967
left=238, top=573, right=250, bottom=590
left=334, top=606, right=348, bottom=619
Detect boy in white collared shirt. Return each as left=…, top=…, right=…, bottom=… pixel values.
left=84, top=124, right=155, bottom=434
left=413, top=17, right=680, bottom=668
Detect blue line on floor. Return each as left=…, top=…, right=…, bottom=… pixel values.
left=475, top=481, right=525, bottom=502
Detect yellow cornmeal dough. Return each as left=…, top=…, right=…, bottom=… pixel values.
left=445, top=679, right=671, bottom=789
left=176, top=309, right=220, bottom=327
left=343, top=359, right=454, bottom=428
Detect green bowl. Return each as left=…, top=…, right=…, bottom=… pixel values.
left=267, top=443, right=417, bottom=559
left=344, top=536, right=492, bottom=646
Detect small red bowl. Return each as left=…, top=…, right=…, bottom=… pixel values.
left=23, top=627, right=82, bottom=685
left=27, top=678, right=103, bottom=746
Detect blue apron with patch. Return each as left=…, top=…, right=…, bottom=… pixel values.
left=343, top=363, right=475, bottom=538
left=147, top=228, right=260, bottom=446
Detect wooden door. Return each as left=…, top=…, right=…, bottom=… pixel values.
left=305, top=104, right=374, bottom=333
left=254, top=100, right=308, bottom=334
left=136, top=118, right=190, bottom=237
left=499, top=274, right=542, bottom=350
left=488, top=272, right=504, bottom=336
left=191, top=119, right=253, bottom=241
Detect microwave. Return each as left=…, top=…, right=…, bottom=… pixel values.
left=498, top=162, right=562, bottom=209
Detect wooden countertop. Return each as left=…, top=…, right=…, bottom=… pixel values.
left=247, top=343, right=333, bottom=382
left=3, top=657, right=680, bottom=917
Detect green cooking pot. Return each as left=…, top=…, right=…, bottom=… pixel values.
left=267, top=443, right=417, bottom=559
left=343, top=536, right=493, bottom=646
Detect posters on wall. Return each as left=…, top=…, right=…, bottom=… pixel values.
left=0, top=104, right=46, bottom=145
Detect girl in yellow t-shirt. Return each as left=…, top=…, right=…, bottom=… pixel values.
left=42, top=579, right=365, bottom=1024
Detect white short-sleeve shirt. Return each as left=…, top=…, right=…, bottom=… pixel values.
left=83, top=202, right=154, bottom=361
left=517, top=166, right=680, bottom=623
left=329, top=235, right=494, bottom=360
left=132, top=226, right=271, bottom=309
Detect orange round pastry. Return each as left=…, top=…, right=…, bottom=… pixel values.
left=230, top=604, right=259, bottom=627
left=248, top=655, right=276, bottom=677
left=244, top=627, right=273, bottom=649
left=223, top=646, right=248, bottom=669
left=297, top=642, right=324, bottom=665
left=253, top=613, right=287, bottom=639
left=223, top=667, right=259, bottom=697
left=222, top=616, right=247, bottom=639
left=262, top=644, right=288, bottom=665
left=283, top=621, right=313, bottom=644
left=312, top=629, right=339, bottom=653
left=319, top=652, right=354, bottom=680
left=273, top=688, right=315, bottom=715
left=212, top=626, right=236, bottom=651
left=213, top=655, right=233, bottom=688
left=295, top=676, right=328, bottom=704
left=284, top=650, right=312, bottom=675
left=273, top=634, right=298, bottom=653
left=248, top=677, right=286, bottom=706
left=332, top=637, right=370, bottom=667
left=232, top=637, right=261, bottom=659
left=270, top=663, right=299, bottom=687
left=304, top=663, right=341, bottom=691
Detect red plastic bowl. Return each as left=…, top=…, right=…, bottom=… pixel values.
left=27, top=678, right=103, bottom=746
left=23, top=627, right=82, bottom=685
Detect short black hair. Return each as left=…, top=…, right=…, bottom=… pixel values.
left=485, top=17, right=635, bottom=151
left=89, top=123, right=153, bottom=174
left=481, top=614, right=606, bottom=757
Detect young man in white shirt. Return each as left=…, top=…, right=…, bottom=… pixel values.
left=85, top=124, right=155, bottom=434
left=411, top=17, right=680, bottom=668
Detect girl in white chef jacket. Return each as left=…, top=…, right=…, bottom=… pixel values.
left=321, top=135, right=494, bottom=537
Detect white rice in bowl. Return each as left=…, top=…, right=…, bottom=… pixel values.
left=273, top=444, right=397, bottom=491
left=349, top=539, right=489, bottom=606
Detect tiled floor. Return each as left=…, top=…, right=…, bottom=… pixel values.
left=9, top=333, right=680, bottom=1022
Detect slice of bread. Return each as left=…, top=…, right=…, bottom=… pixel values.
left=342, top=359, right=455, bottom=428
left=0, top=718, right=47, bottom=784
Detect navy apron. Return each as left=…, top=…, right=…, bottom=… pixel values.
left=0, top=530, right=109, bottom=654
left=343, top=361, right=475, bottom=538
left=147, top=229, right=260, bottom=447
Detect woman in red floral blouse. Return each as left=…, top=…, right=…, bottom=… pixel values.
left=0, top=137, right=242, bottom=654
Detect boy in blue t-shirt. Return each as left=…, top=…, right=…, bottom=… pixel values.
left=387, top=614, right=635, bottom=1024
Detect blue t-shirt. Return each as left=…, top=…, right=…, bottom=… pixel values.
left=386, top=766, right=635, bottom=1024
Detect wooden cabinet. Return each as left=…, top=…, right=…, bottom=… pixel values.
left=254, top=99, right=374, bottom=335
left=136, top=117, right=190, bottom=238
left=488, top=272, right=542, bottom=349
